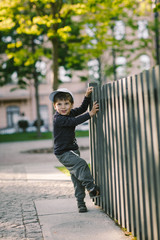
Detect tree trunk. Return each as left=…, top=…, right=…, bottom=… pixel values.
left=50, top=1, right=63, bottom=91
left=51, top=37, right=59, bottom=90
left=34, top=76, right=41, bottom=138
left=31, top=36, right=41, bottom=137
left=97, top=57, right=102, bottom=84
left=154, top=11, right=160, bottom=65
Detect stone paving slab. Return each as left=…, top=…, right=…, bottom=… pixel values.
left=25, top=162, right=70, bottom=181
left=0, top=162, right=70, bottom=181
left=35, top=198, right=131, bottom=240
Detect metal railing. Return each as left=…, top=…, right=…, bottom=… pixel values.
left=89, top=65, right=160, bottom=240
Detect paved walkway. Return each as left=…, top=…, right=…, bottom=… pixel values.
left=0, top=138, right=132, bottom=240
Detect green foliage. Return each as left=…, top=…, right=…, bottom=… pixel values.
left=154, top=3, right=160, bottom=12
left=0, top=26, right=47, bottom=86
left=0, top=0, right=90, bottom=88
left=80, top=76, right=88, bottom=82
left=33, top=119, right=44, bottom=128
left=0, top=0, right=156, bottom=85
left=18, top=120, right=29, bottom=132
left=85, top=0, right=155, bottom=79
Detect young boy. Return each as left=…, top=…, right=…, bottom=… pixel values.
left=49, top=87, right=100, bottom=213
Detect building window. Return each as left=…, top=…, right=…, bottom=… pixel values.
left=116, top=56, right=126, bottom=79
left=6, top=106, right=20, bottom=127
left=114, top=20, right=125, bottom=40
left=138, top=20, right=149, bottom=39
left=139, top=54, right=150, bottom=71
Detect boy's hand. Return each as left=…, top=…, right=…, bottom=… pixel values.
left=89, top=101, right=99, bottom=117
left=85, top=87, right=94, bottom=97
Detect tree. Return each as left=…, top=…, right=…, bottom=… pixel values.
left=78, top=0, right=156, bottom=82
left=0, top=0, right=87, bottom=136
left=0, top=0, right=87, bottom=88
left=0, top=0, right=157, bottom=89
left=0, top=26, right=48, bottom=137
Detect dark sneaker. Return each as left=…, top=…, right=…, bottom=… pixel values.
left=78, top=205, right=88, bottom=213
left=89, top=186, right=100, bottom=198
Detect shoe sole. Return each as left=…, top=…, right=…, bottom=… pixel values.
left=90, top=194, right=101, bottom=199
left=79, top=210, right=88, bottom=213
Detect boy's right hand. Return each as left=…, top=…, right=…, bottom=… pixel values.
left=89, top=101, right=99, bottom=117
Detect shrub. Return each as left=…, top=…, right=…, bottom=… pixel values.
left=18, top=120, right=29, bottom=132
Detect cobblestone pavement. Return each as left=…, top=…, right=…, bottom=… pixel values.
left=0, top=180, right=74, bottom=240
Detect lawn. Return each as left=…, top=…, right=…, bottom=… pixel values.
left=0, top=130, right=89, bottom=143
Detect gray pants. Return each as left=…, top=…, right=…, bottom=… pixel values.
left=56, top=150, right=95, bottom=204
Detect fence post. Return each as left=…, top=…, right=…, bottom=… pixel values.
left=89, top=82, right=98, bottom=185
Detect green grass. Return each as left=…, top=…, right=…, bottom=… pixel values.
left=0, top=130, right=89, bottom=143
left=0, top=131, right=52, bottom=143
left=56, top=163, right=90, bottom=176
left=75, top=130, right=89, bottom=137
left=56, top=166, right=70, bottom=176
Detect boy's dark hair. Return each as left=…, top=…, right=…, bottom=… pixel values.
left=54, top=92, right=74, bottom=104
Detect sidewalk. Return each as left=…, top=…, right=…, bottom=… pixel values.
left=35, top=197, right=130, bottom=240
left=0, top=138, right=131, bottom=240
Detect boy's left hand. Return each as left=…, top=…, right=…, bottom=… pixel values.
left=85, top=87, right=94, bottom=97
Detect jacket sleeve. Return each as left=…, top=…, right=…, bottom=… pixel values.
left=71, top=96, right=91, bottom=116
left=54, top=112, right=90, bottom=127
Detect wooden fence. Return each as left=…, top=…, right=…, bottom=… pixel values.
left=89, top=65, right=160, bottom=240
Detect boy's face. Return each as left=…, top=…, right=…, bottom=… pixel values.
left=54, top=99, right=73, bottom=115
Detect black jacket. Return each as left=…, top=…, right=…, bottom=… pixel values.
left=53, top=96, right=91, bottom=155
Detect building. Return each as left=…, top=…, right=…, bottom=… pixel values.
left=0, top=77, right=52, bottom=132
left=0, top=67, right=88, bottom=132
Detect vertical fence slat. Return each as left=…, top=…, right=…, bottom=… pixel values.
left=93, top=86, right=100, bottom=206
left=110, top=83, right=117, bottom=220
left=89, top=83, right=97, bottom=184
left=101, top=85, right=108, bottom=213
left=113, top=81, right=121, bottom=223
left=103, top=84, right=111, bottom=215
left=133, top=75, right=143, bottom=239
left=136, top=73, right=149, bottom=240
left=97, top=85, right=104, bottom=208
left=141, top=70, right=157, bottom=240
left=107, top=84, right=114, bottom=217
left=114, top=80, right=123, bottom=226
left=127, top=76, right=137, bottom=236
left=117, top=80, right=126, bottom=228
left=122, top=77, right=132, bottom=231
left=130, top=75, right=142, bottom=239
left=146, top=68, right=159, bottom=240
left=126, top=76, right=135, bottom=233
left=152, top=66, right=160, bottom=240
